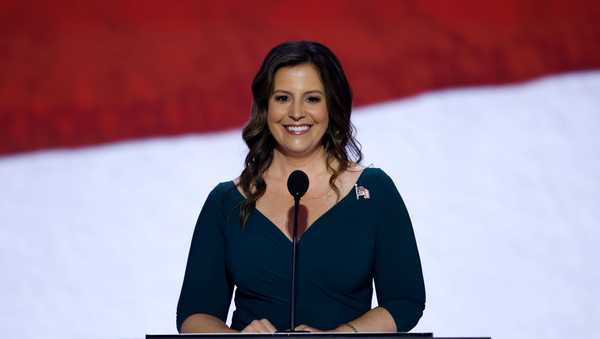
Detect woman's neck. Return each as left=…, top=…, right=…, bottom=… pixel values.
left=267, top=146, right=331, bottom=181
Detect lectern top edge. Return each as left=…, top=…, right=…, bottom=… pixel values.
left=146, top=333, right=436, bottom=339
left=146, top=334, right=491, bottom=339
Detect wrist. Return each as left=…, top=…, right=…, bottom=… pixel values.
left=334, top=322, right=358, bottom=333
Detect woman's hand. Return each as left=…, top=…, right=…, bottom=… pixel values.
left=294, top=324, right=323, bottom=332
left=294, top=324, right=320, bottom=332
left=241, top=319, right=277, bottom=333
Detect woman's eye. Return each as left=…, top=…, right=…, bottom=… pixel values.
left=306, top=96, right=321, bottom=103
left=274, top=95, right=289, bottom=102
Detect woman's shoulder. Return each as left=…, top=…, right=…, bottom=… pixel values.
left=357, top=165, right=400, bottom=195
left=358, top=165, right=392, bottom=182
left=211, top=180, right=236, bottom=193
left=205, top=180, right=240, bottom=204
left=230, top=177, right=247, bottom=199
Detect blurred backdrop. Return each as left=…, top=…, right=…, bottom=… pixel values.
left=1, top=1, right=599, bottom=339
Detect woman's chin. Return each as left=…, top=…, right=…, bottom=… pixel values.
left=276, top=144, right=325, bottom=158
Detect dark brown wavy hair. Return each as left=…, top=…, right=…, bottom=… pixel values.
left=239, top=40, right=362, bottom=226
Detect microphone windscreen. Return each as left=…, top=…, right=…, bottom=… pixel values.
left=287, top=170, right=309, bottom=199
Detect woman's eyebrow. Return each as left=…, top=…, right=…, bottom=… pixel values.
left=273, top=89, right=323, bottom=95
left=272, top=89, right=293, bottom=95
left=272, top=89, right=324, bottom=95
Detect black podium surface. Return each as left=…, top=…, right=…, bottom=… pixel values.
left=146, top=333, right=489, bottom=339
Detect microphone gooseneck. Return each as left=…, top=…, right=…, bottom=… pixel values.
left=286, top=170, right=309, bottom=332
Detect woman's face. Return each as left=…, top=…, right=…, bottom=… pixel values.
left=267, top=63, right=329, bottom=158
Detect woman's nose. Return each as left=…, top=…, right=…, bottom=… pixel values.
left=289, top=101, right=305, bottom=120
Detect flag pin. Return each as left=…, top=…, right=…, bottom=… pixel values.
left=355, top=184, right=370, bottom=200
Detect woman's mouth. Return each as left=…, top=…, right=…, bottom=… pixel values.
left=284, top=124, right=312, bottom=135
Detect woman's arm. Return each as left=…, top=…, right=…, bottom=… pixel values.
left=176, top=185, right=235, bottom=332
left=334, top=306, right=396, bottom=332
left=372, top=170, right=425, bottom=331
left=181, top=314, right=237, bottom=333
left=295, top=306, right=396, bottom=333
left=182, top=314, right=278, bottom=333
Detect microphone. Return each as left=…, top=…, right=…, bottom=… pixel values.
left=284, top=170, right=309, bottom=332
left=287, top=170, right=309, bottom=200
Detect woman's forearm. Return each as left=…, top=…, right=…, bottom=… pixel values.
left=334, top=307, right=396, bottom=333
left=180, top=313, right=238, bottom=333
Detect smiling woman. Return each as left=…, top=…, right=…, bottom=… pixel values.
left=268, top=64, right=329, bottom=159
left=239, top=41, right=361, bottom=227
left=176, top=41, right=426, bottom=334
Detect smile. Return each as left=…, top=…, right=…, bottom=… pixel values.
left=284, top=124, right=312, bottom=135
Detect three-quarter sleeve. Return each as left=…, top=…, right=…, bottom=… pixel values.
left=373, top=170, right=426, bottom=332
left=176, top=185, right=234, bottom=332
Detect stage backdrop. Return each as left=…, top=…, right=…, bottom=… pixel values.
left=1, top=2, right=599, bottom=339
left=2, top=0, right=600, bottom=154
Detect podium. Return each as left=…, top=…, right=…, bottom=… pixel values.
left=146, top=333, right=489, bottom=339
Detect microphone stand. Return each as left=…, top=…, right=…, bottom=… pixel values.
left=279, top=170, right=309, bottom=333
left=289, top=195, right=301, bottom=332
left=278, top=196, right=306, bottom=333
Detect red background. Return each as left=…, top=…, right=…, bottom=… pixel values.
left=1, top=0, right=599, bottom=155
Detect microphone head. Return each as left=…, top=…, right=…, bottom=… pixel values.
left=287, top=170, right=309, bottom=199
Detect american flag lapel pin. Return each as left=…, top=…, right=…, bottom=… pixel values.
left=355, top=184, right=370, bottom=200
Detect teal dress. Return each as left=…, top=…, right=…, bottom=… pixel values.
left=176, top=168, right=425, bottom=332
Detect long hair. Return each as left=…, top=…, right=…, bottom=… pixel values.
left=239, top=40, right=362, bottom=226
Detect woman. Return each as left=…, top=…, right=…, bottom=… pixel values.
left=177, top=41, right=425, bottom=333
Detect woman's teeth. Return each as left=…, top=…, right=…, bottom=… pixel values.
left=285, top=125, right=311, bottom=134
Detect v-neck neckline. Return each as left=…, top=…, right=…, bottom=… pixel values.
left=231, top=168, right=369, bottom=244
